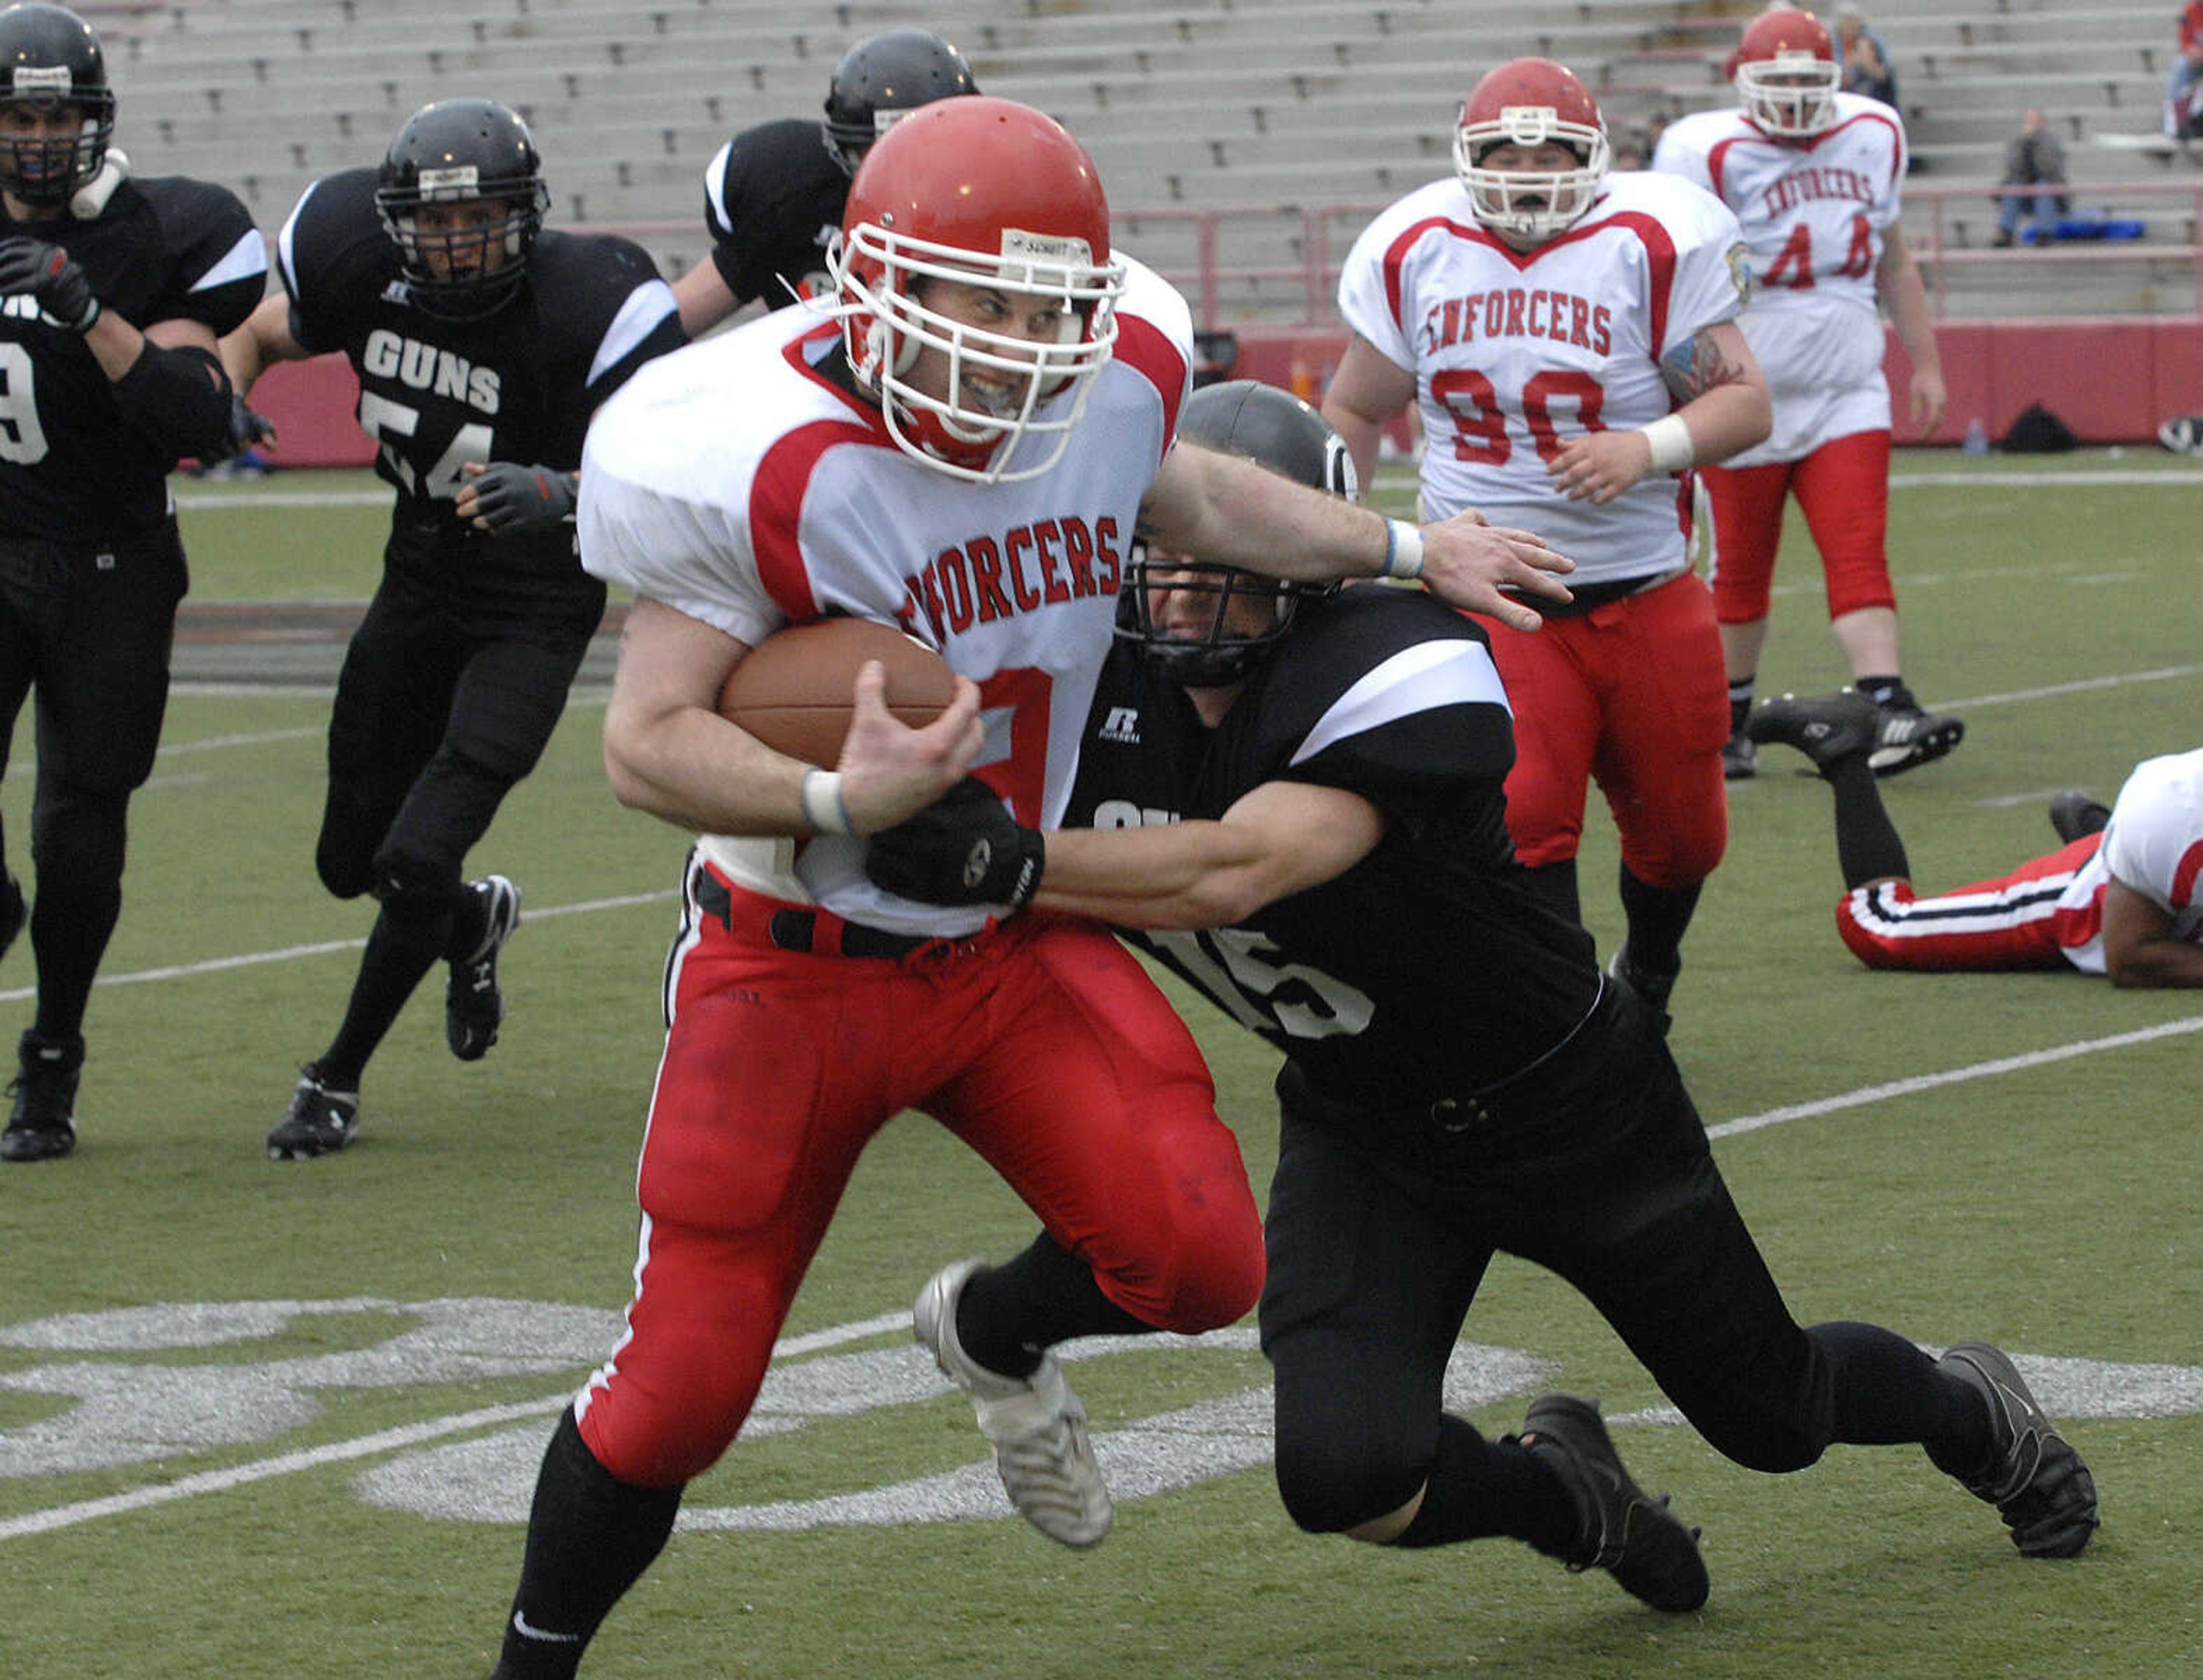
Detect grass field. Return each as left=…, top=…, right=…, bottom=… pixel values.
left=2, top=453, right=2198, bottom=1678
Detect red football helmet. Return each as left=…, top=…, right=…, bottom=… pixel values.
left=1452, top=59, right=1610, bottom=245
left=826, top=95, right=1127, bottom=484
left=1731, top=7, right=1840, bottom=139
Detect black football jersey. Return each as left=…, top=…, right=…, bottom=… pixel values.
left=1064, top=584, right=1602, bottom=1110
left=277, top=167, right=686, bottom=615
left=0, top=176, right=264, bottom=543
left=701, top=117, right=848, bottom=311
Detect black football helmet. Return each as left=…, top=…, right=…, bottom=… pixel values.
left=821, top=29, right=978, bottom=177
left=0, top=2, right=114, bottom=207
left=374, top=98, right=550, bottom=320
left=1122, top=380, right=1360, bottom=689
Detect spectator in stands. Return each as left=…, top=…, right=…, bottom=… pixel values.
left=1834, top=5, right=1897, bottom=108
left=1613, top=125, right=1652, bottom=169
left=671, top=29, right=978, bottom=336
left=1748, top=690, right=2203, bottom=987
left=2165, top=1, right=2203, bottom=139
left=1994, top=108, right=2070, bottom=246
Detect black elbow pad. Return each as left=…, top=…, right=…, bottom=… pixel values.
left=111, top=342, right=236, bottom=462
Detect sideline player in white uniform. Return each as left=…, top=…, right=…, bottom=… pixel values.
left=1323, top=57, right=1771, bottom=1020
left=1655, top=6, right=1959, bottom=781
left=482, top=95, right=1573, bottom=1678
left=1751, top=688, right=2203, bottom=983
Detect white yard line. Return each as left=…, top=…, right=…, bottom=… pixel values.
left=1706, top=1015, right=2203, bottom=1139
left=0, top=1312, right=910, bottom=1541
left=1, top=1005, right=2192, bottom=1539
left=0, top=891, right=676, bottom=1004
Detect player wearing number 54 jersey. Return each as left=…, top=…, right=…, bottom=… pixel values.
left=220, top=98, right=684, bottom=1161
left=1655, top=7, right=1960, bottom=781
left=1324, top=56, right=1771, bottom=1021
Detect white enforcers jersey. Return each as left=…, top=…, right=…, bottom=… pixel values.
left=578, top=256, right=1195, bottom=936
left=1336, top=169, right=1750, bottom=588
left=2054, top=747, right=2203, bottom=974
left=1653, top=91, right=1907, bottom=463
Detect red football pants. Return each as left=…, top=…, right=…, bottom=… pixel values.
left=575, top=872, right=1264, bottom=1488
left=1473, top=571, right=1730, bottom=889
left=1835, top=835, right=2103, bottom=970
left=1702, top=429, right=1897, bottom=625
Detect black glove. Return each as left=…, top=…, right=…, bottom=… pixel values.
left=865, top=777, right=1045, bottom=911
left=468, top=461, right=579, bottom=534
left=0, top=235, right=100, bottom=333
left=228, top=396, right=276, bottom=453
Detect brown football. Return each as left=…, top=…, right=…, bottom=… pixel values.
left=717, top=616, right=956, bottom=767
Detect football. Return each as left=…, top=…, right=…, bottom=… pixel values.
left=718, top=615, right=956, bottom=767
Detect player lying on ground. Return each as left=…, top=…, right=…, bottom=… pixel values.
left=1750, top=688, right=2203, bottom=983
left=869, top=382, right=2100, bottom=1613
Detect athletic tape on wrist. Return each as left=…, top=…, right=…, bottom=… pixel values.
left=799, top=769, right=855, bottom=837
left=1638, top=413, right=1696, bottom=475
left=1380, top=516, right=1426, bottom=580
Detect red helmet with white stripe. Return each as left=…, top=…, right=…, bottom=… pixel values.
left=826, top=96, right=1127, bottom=484
left=1731, top=7, right=1840, bottom=139
left=1452, top=59, right=1610, bottom=245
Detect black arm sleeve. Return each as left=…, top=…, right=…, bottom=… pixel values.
left=110, top=341, right=237, bottom=462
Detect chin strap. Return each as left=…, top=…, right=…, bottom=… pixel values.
left=69, top=146, right=129, bottom=220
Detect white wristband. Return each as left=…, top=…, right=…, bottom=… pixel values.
left=799, top=769, right=855, bottom=837
left=1380, top=516, right=1425, bottom=580
left=1638, top=413, right=1696, bottom=475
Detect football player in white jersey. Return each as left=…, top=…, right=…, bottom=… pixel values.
left=482, top=95, right=1573, bottom=1677
left=1324, top=57, right=1771, bottom=1021
left=1751, top=689, right=2203, bottom=983
left=1655, top=7, right=1960, bottom=781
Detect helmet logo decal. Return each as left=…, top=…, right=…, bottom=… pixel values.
left=999, top=229, right=1093, bottom=266
left=1495, top=104, right=1563, bottom=145
left=417, top=164, right=482, bottom=199
left=10, top=66, right=73, bottom=97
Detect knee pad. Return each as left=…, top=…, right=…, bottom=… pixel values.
left=315, top=785, right=380, bottom=900
left=1273, top=1430, right=1424, bottom=1536
left=369, top=849, right=464, bottom=927
left=30, top=785, right=129, bottom=879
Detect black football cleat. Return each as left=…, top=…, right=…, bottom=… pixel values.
left=1, top=1028, right=81, bottom=1163
left=446, top=875, right=521, bottom=1062
left=1516, top=1393, right=1709, bottom=1612
left=1745, top=688, right=1883, bottom=776
left=1721, top=730, right=1757, bottom=781
left=1868, top=703, right=1965, bottom=778
left=2047, top=790, right=2112, bottom=845
left=1937, top=1343, right=2100, bottom=1559
left=267, top=1065, right=361, bottom=1161
left=1606, top=944, right=1676, bottom=1034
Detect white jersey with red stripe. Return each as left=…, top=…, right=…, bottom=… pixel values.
left=578, top=256, right=1194, bottom=936
left=2053, top=746, right=2203, bottom=972
left=1336, top=169, right=1750, bottom=588
left=1653, top=92, right=1906, bottom=463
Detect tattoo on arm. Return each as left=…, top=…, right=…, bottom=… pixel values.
left=1659, top=330, right=1748, bottom=405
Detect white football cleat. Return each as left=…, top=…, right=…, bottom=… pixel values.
left=914, top=1257, right=1112, bottom=1548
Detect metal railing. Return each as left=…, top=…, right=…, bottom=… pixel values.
left=583, top=177, right=2203, bottom=333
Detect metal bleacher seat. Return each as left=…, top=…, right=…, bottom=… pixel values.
left=76, top=0, right=2203, bottom=324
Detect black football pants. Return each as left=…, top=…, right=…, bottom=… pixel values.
left=1260, top=987, right=1952, bottom=1533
